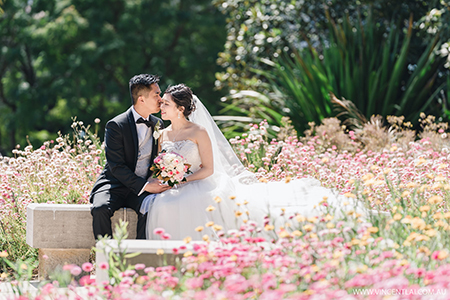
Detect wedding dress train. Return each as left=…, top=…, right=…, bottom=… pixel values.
left=142, top=96, right=365, bottom=240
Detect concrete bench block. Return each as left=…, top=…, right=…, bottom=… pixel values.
left=26, top=204, right=139, bottom=248
left=26, top=203, right=139, bottom=280
left=95, top=239, right=205, bottom=284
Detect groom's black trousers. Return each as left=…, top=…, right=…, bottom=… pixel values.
left=91, top=187, right=149, bottom=240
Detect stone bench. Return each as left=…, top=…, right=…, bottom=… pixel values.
left=94, top=239, right=273, bottom=284
left=95, top=239, right=204, bottom=284
left=26, top=203, right=138, bottom=280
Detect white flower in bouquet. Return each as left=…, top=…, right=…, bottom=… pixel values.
left=150, top=150, right=192, bottom=187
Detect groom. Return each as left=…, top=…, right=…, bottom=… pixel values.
left=90, top=74, right=171, bottom=239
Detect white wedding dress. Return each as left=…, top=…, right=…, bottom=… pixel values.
left=142, top=96, right=367, bottom=240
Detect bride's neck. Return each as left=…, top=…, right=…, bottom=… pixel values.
left=170, top=118, right=190, bottom=131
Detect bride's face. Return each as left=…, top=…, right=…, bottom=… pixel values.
left=161, top=93, right=183, bottom=121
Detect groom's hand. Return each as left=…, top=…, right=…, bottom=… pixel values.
left=144, top=178, right=171, bottom=194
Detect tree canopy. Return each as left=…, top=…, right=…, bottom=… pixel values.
left=0, top=0, right=226, bottom=155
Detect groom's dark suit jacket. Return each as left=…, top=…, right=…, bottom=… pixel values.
left=89, top=108, right=162, bottom=202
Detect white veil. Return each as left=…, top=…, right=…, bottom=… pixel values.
left=188, top=95, right=247, bottom=178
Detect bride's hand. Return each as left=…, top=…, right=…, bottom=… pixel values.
left=144, top=178, right=172, bottom=194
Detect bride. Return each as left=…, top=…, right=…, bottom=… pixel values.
left=141, top=84, right=358, bottom=240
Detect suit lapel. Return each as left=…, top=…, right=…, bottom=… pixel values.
left=127, top=108, right=139, bottom=165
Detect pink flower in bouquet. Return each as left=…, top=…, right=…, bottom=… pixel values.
left=150, top=150, right=192, bottom=187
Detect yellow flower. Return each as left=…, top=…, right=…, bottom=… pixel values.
left=401, top=191, right=410, bottom=198
left=20, top=264, right=27, bottom=270
left=183, top=236, right=192, bottom=244
left=243, top=200, right=249, bottom=205
left=278, top=230, right=291, bottom=238
left=415, top=234, right=430, bottom=242
left=235, top=211, right=243, bottom=217
left=344, top=192, right=356, bottom=199
left=230, top=255, right=238, bottom=261
left=433, top=213, right=444, bottom=220
left=438, top=251, right=449, bottom=260
left=296, top=214, right=306, bottom=222
left=419, top=205, right=430, bottom=212
left=362, top=173, right=375, bottom=181
left=202, top=235, right=210, bottom=242
left=285, top=176, right=292, bottom=183
left=206, top=205, right=215, bottom=212
left=183, top=251, right=193, bottom=257
left=259, top=178, right=268, bottom=183
left=403, top=240, right=411, bottom=247
left=292, top=230, right=303, bottom=237
left=156, top=249, right=164, bottom=255
left=400, top=259, right=409, bottom=266
left=326, top=222, right=335, bottom=229
left=383, top=168, right=392, bottom=174
left=303, top=290, right=315, bottom=295
left=411, top=218, right=426, bottom=230
left=419, top=185, right=429, bottom=193
left=197, top=254, right=207, bottom=263
left=214, top=196, right=222, bottom=203
left=418, top=246, right=431, bottom=255
left=425, top=229, right=437, bottom=237
left=303, top=224, right=314, bottom=232
left=264, top=224, right=275, bottom=231
left=0, top=251, right=8, bottom=258
left=229, top=196, right=236, bottom=200
left=393, top=213, right=402, bottom=221
left=212, top=224, right=223, bottom=231
left=307, top=217, right=317, bottom=223
left=356, top=265, right=368, bottom=273
left=416, top=157, right=427, bottom=166
left=324, top=214, right=334, bottom=221
left=406, top=182, right=417, bottom=188
left=435, top=220, right=447, bottom=228
left=428, top=195, right=443, bottom=204
left=195, top=226, right=204, bottom=232
left=367, top=227, right=379, bottom=233
left=205, top=221, right=214, bottom=227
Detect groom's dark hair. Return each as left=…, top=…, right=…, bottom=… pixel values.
left=129, top=74, right=160, bottom=105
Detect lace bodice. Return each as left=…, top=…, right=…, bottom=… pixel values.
left=161, top=140, right=202, bottom=173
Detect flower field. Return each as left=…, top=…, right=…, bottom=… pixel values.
left=1, top=117, right=450, bottom=299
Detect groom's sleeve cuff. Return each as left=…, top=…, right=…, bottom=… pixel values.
left=138, top=182, right=149, bottom=196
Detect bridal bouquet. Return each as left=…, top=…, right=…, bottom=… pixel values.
left=150, top=150, right=192, bottom=187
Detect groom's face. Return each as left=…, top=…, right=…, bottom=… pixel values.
left=141, top=83, right=162, bottom=115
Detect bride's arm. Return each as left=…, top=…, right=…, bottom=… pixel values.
left=184, top=128, right=213, bottom=182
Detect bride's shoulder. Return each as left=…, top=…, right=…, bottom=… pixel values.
left=186, top=123, right=209, bottom=142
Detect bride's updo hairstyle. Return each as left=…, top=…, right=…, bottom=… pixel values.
left=164, top=84, right=196, bottom=117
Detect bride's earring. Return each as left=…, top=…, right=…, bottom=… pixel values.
left=178, top=111, right=181, bottom=119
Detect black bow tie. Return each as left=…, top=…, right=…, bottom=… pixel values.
left=136, top=117, right=155, bottom=129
